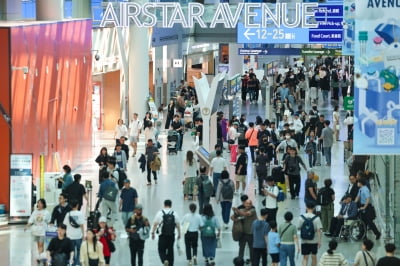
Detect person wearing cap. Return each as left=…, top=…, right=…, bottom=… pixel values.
left=117, top=135, right=130, bottom=161
left=96, top=216, right=116, bottom=266
left=262, top=176, right=279, bottom=223
left=119, top=179, right=138, bottom=228
left=126, top=204, right=150, bottom=266
left=47, top=224, right=74, bottom=266
left=325, top=194, right=357, bottom=237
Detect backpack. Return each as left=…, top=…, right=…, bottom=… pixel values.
left=221, top=180, right=234, bottom=200
left=160, top=210, right=175, bottom=236
left=103, top=182, right=118, bottom=201
left=272, top=166, right=285, bottom=183
left=112, top=169, right=127, bottom=190
left=305, top=141, right=314, bottom=154
left=150, top=156, right=161, bottom=171
left=332, top=70, right=339, bottom=82
left=317, top=187, right=333, bottom=206
left=300, top=215, right=317, bottom=240
left=201, top=217, right=216, bottom=237
left=277, top=188, right=285, bottom=202
left=201, top=176, right=214, bottom=198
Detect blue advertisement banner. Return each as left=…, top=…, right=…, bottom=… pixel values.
left=354, top=0, right=400, bottom=154
left=342, top=0, right=355, bottom=55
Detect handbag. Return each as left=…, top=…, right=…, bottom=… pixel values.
left=107, top=239, right=116, bottom=252
left=228, top=139, right=235, bottom=144
left=232, top=219, right=243, bottom=241
left=87, top=242, right=100, bottom=266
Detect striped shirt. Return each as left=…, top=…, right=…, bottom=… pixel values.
left=319, top=251, right=348, bottom=266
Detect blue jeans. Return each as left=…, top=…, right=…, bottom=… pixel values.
left=220, top=201, right=232, bottom=224
left=280, top=244, right=295, bottom=266
left=121, top=211, right=133, bottom=228
left=72, top=238, right=83, bottom=265
left=323, top=147, right=332, bottom=165
left=322, top=90, right=329, bottom=102
left=212, top=173, right=221, bottom=195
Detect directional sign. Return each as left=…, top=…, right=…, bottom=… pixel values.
left=238, top=48, right=301, bottom=56
left=301, top=48, right=342, bottom=56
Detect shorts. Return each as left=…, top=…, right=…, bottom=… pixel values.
left=236, top=175, right=246, bottom=182
left=270, top=253, right=280, bottom=263
left=105, top=256, right=111, bottom=264
left=130, top=136, right=139, bottom=143
left=33, top=235, right=45, bottom=243
left=301, top=243, right=318, bottom=255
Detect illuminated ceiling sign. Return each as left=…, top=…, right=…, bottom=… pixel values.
left=99, top=2, right=319, bottom=29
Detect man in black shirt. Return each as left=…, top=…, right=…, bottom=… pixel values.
left=235, top=146, right=248, bottom=194
left=195, top=117, right=203, bottom=145
left=65, top=174, right=87, bottom=210
left=170, top=114, right=183, bottom=151
left=377, top=243, right=400, bottom=266
left=50, top=193, right=71, bottom=226
left=46, top=224, right=74, bottom=265
left=145, top=139, right=159, bottom=185
left=117, top=136, right=130, bottom=161
left=314, top=115, right=325, bottom=154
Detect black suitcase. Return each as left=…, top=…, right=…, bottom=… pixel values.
left=87, top=199, right=101, bottom=230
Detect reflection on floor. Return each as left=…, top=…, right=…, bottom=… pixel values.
left=1, top=97, right=386, bottom=266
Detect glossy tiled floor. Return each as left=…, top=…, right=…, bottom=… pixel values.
left=1, top=93, right=387, bottom=266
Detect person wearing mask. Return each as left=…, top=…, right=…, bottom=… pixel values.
left=216, top=170, right=235, bottom=229
left=47, top=224, right=74, bottom=266
left=304, top=171, right=318, bottom=207
left=119, top=179, right=138, bottom=228
left=275, top=131, right=298, bottom=163
left=355, top=178, right=381, bottom=240
left=245, top=122, right=258, bottom=163
left=114, top=118, right=128, bottom=144
left=58, top=165, right=73, bottom=192
left=200, top=204, right=221, bottom=266
left=50, top=193, right=71, bottom=227
left=318, top=239, right=348, bottom=265
left=25, top=199, right=51, bottom=263
left=181, top=203, right=204, bottom=265
left=319, top=178, right=335, bottom=233
left=63, top=199, right=85, bottom=266
left=196, top=166, right=214, bottom=214
left=95, top=147, right=110, bottom=184
left=279, top=212, right=300, bottom=266
left=129, top=113, right=142, bottom=157
left=209, top=150, right=227, bottom=197
left=125, top=204, right=150, bottom=266
left=353, top=239, right=376, bottom=266
left=151, top=199, right=181, bottom=266
left=319, top=120, right=334, bottom=167
left=232, top=199, right=258, bottom=264
left=376, top=243, right=400, bottom=266
left=262, top=176, right=279, bottom=223
left=65, top=174, right=87, bottom=211
left=79, top=229, right=105, bottom=266
left=96, top=217, right=116, bottom=266
left=325, top=194, right=357, bottom=238
left=283, top=146, right=307, bottom=199
left=251, top=208, right=270, bottom=266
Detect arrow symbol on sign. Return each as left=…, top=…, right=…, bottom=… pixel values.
left=244, top=28, right=255, bottom=40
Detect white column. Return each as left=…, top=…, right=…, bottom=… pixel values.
left=128, top=23, right=149, bottom=119
left=36, top=0, right=64, bottom=20
left=154, top=46, right=164, bottom=106
left=72, top=0, right=91, bottom=18
left=228, top=43, right=243, bottom=78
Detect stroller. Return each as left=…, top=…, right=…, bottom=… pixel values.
left=167, top=130, right=179, bottom=154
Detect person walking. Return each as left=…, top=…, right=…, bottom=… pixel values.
left=245, top=122, right=258, bottom=163
left=25, top=199, right=51, bottom=263
left=279, top=212, right=300, bottom=266
left=235, top=145, right=248, bottom=194
left=114, top=118, right=128, bottom=144
left=319, top=120, right=334, bottom=167
left=304, top=171, right=318, bottom=207
left=145, top=139, right=159, bottom=185
left=268, top=221, right=281, bottom=266
left=228, top=121, right=241, bottom=163
left=49, top=193, right=71, bottom=227
left=65, top=174, right=88, bottom=211
left=196, top=166, right=214, bottom=214
left=79, top=229, right=105, bottom=266
left=251, top=208, right=270, bottom=266
left=353, top=239, right=377, bottom=266
left=255, top=147, right=269, bottom=195
left=283, top=146, right=307, bottom=199
left=129, top=113, right=142, bottom=157
left=125, top=204, right=150, bottom=266
left=95, top=147, right=111, bottom=184
left=318, top=239, right=348, bottom=265
left=113, top=144, right=127, bottom=172
left=209, top=150, right=227, bottom=196
left=298, top=202, right=322, bottom=266
left=332, top=105, right=340, bottom=141
left=200, top=204, right=221, bottom=266
left=151, top=199, right=181, bottom=266
left=376, top=243, right=400, bottom=266
left=63, top=199, right=85, bottom=266
left=97, top=160, right=119, bottom=227
left=319, top=178, right=335, bottom=233
left=46, top=224, right=74, bottom=266
left=119, top=179, right=138, bottom=228
left=181, top=203, right=203, bottom=266
left=263, top=176, right=279, bottom=223
left=96, top=217, right=116, bottom=266
left=183, top=150, right=199, bottom=200
left=58, top=165, right=73, bottom=192
left=216, top=170, right=235, bottom=229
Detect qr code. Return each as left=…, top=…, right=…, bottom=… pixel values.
left=377, top=127, right=395, bottom=145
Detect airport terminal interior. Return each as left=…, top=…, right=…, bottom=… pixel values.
left=1, top=0, right=400, bottom=266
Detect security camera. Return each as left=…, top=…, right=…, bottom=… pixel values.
left=95, top=54, right=100, bottom=61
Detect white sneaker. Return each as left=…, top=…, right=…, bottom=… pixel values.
left=164, top=260, right=169, bottom=266
left=187, top=260, right=192, bottom=266
left=193, top=256, right=197, bottom=265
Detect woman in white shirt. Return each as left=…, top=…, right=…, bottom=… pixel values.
left=183, top=150, right=199, bottom=200
left=80, top=229, right=105, bottom=266
left=144, top=121, right=157, bottom=143
left=332, top=105, right=340, bottom=141
left=25, top=198, right=51, bottom=262
left=181, top=203, right=204, bottom=266
left=114, top=119, right=128, bottom=144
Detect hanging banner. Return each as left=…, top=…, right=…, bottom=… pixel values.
left=354, top=0, right=400, bottom=154
left=10, top=154, right=32, bottom=217
left=342, top=0, right=355, bottom=55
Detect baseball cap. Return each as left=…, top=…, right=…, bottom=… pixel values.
left=124, top=179, right=130, bottom=183
left=99, top=216, right=107, bottom=223
left=135, top=204, right=143, bottom=210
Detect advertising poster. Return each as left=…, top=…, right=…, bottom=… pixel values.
left=354, top=0, right=400, bottom=154
left=342, top=0, right=355, bottom=55
left=10, top=154, right=32, bottom=217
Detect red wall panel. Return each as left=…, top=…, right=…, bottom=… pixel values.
left=0, top=28, right=11, bottom=210
left=10, top=20, right=92, bottom=183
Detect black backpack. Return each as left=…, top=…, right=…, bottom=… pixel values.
left=221, top=180, right=234, bottom=200
left=300, top=215, right=317, bottom=240
left=160, top=211, right=175, bottom=236
left=272, top=166, right=285, bottom=183
left=317, top=187, right=333, bottom=206
left=112, top=169, right=127, bottom=190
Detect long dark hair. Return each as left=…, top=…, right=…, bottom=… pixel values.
left=100, top=147, right=108, bottom=156
left=202, top=204, right=214, bottom=219
left=186, top=150, right=194, bottom=166
left=327, top=239, right=338, bottom=255
left=87, top=229, right=98, bottom=251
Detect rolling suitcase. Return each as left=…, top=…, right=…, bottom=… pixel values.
left=315, top=151, right=322, bottom=166
left=87, top=199, right=101, bottom=230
